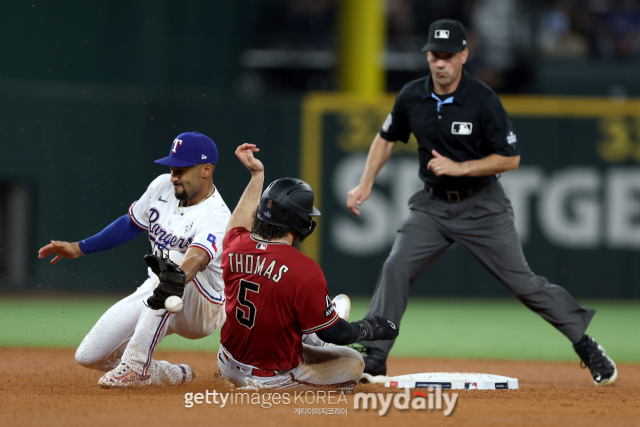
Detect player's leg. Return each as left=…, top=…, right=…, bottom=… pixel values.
left=74, top=277, right=155, bottom=372
left=361, top=189, right=453, bottom=358
left=286, top=344, right=364, bottom=390
left=452, top=183, right=616, bottom=385
left=167, top=271, right=226, bottom=340
left=217, top=344, right=364, bottom=390
left=100, top=270, right=225, bottom=387
left=98, top=303, right=197, bottom=387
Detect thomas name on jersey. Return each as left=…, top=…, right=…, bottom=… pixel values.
left=226, top=252, right=289, bottom=283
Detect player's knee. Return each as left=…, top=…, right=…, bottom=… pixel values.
left=74, top=347, right=96, bottom=368
left=341, top=347, right=365, bottom=376
left=353, top=356, right=365, bottom=374
left=184, top=325, right=213, bottom=340
left=75, top=343, right=109, bottom=370
left=190, top=304, right=225, bottom=339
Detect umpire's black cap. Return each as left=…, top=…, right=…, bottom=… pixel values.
left=421, top=19, right=468, bottom=54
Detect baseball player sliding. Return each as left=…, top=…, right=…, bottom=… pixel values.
left=217, top=143, right=399, bottom=390
left=38, top=132, right=230, bottom=387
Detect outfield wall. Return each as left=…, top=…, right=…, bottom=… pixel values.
left=1, top=85, right=639, bottom=298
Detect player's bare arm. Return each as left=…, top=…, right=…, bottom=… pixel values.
left=226, top=143, right=265, bottom=233
left=427, top=150, right=520, bottom=177
left=38, top=240, right=84, bottom=264
left=346, top=133, right=397, bottom=216
left=179, top=246, right=210, bottom=284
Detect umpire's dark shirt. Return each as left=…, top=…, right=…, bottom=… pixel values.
left=380, top=69, right=519, bottom=189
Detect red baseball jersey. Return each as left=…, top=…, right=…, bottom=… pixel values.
left=220, top=227, right=338, bottom=370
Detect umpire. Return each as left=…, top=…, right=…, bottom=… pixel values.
left=346, top=19, right=617, bottom=386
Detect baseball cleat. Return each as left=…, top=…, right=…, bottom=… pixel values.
left=363, top=347, right=388, bottom=377
left=98, top=362, right=151, bottom=388
left=332, top=294, right=351, bottom=321
left=178, top=364, right=196, bottom=384
left=574, top=335, right=618, bottom=386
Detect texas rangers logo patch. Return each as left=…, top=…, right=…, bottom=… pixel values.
left=452, top=122, right=472, bottom=135
left=207, top=234, right=218, bottom=252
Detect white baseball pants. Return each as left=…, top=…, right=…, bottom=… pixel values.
left=217, top=343, right=364, bottom=390
left=75, top=270, right=225, bottom=385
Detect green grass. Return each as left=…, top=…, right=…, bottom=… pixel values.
left=1, top=296, right=638, bottom=362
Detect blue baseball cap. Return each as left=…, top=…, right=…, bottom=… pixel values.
left=154, top=132, right=218, bottom=167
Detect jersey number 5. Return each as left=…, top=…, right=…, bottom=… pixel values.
left=236, top=279, right=260, bottom=329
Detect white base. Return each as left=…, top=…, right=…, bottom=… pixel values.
left=361, top=372, right=518, bottom=390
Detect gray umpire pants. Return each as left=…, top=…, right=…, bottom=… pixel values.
left=362, top=181, right=595, bottom=354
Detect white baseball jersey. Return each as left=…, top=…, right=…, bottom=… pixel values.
left=128, top=174, right=231, bottom=296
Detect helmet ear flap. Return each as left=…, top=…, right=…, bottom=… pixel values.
left=297, top=219, right=316, bottom=243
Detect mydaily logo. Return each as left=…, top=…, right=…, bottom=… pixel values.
left=354, top=387, right=458, bottom=416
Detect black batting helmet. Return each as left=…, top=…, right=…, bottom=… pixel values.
left=257, top=177, right=321, bottom=242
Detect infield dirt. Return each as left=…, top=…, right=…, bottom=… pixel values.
left=1, top=348, right=639, bottom=427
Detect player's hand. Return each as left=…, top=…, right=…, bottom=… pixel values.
left=427, top=150, right=464, bottom=177
left=144, top=252, right=186, bottom=310
left=38, top=240, right=84, bottom=264
left=346, top=184, right=372, bottom=217
left=353, top=316, right=399, bottom=341
left=235, top=143, right=264, bottom=175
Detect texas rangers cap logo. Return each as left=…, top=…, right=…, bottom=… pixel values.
left=171, top=139, right=183, bottom=153
left=155, top=132, right=218, bottom=167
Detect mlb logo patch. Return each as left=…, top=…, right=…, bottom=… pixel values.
left=507, top=129, right=517, bottom=146
left=207, top=233, right=218, bottom=252
left=256, top=243, right=268, bottom=250
left=382, top=113, right=392, bottom=132
left=452, top=122, right=473, bottom=135
left=435, top=30, right=449, bottom=39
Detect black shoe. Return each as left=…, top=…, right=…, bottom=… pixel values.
left=573, top=335, right=618, bottom=386
left=363, top=348, right=388, bottom=376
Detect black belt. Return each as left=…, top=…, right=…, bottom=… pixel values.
left=424, top=177, right=497, bottom=203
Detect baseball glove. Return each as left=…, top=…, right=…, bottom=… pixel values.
left=353, top=316, right=399, bottom=342
left=143, top=252, right=186, bottom=310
